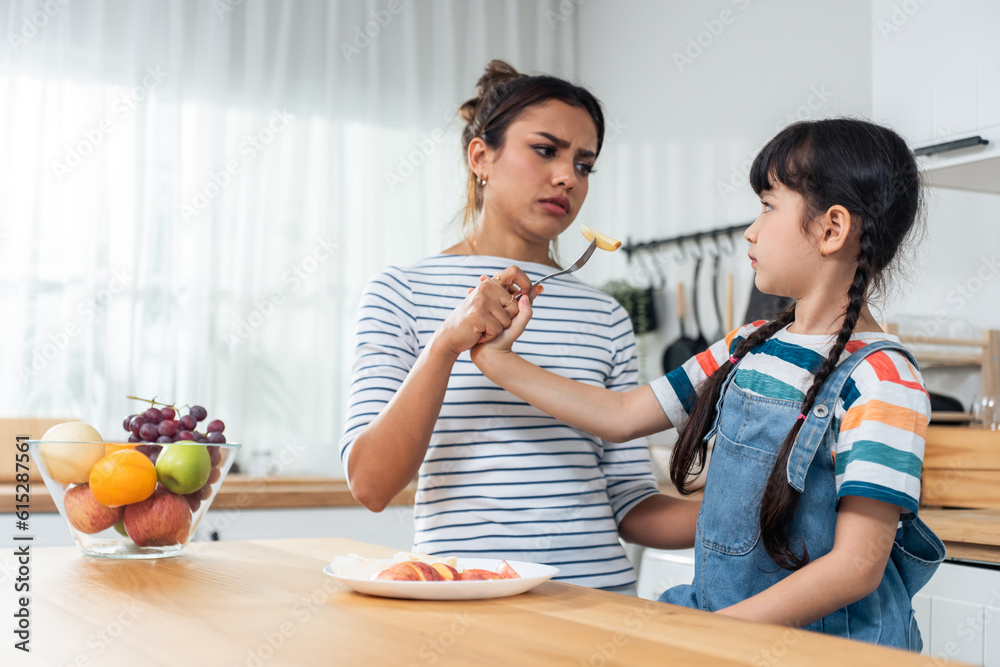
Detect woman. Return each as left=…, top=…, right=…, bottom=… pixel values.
left=339, top=60, right=698, bottom=591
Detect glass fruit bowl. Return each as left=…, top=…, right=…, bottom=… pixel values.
left=29, top=440, right=240, bottom=559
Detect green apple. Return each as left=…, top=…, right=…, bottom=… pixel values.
left=113, top=518, right=129, bottom=537
left=154, top=442, right=211, bottom=495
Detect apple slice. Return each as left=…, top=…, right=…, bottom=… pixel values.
left=581, top=225, right=621, bottom=252
left=431, top=563, right=459, bottom=581
left=495, top=560, right=521, bottom=580
left=371, top=561, right=444, bottom=581
left=458, top=568, right=504, bottom=581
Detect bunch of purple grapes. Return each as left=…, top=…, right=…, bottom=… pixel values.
left=123, top=404, right=227, bottom=446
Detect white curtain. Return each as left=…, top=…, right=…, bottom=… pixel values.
left=0, top=0, right=578, bottom=475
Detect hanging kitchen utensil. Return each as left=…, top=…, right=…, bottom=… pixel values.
left=690, top=246, right=709, bottom=354
left=743, top=283, right=793, bottom=325
left=725, top=272, right=734, bottom=332
left=600, top=251, right=661, bottom=335
left=662, top=282, right=700, bottom=374
left=710, top=241, right=725, bottom=342
left=601, top=280, right=659, bottom=335
left=719, top=231, right=738, bottom=331
left=635, top=251, right=662, bottom=333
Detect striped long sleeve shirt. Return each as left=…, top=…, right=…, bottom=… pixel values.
left=649, top=322, right=931, bottom=512
left=339, top=254, right=660, bottom=589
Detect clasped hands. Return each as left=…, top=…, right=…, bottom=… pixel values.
left=435, top=265, right=541, bottom=359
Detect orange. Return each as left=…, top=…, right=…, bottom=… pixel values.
left=104, top=443, right=137, bottom=456
left=89, top=450, right=158, bottom=508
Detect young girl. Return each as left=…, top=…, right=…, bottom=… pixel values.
left=470, top=118, right=946, bottom=651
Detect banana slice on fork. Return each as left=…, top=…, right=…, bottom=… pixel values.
left=581, top=225, right=622, bottom=252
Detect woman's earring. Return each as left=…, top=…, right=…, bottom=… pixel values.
left=478, top=176, right=487, bottom=187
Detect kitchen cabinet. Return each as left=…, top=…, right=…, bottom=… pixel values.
left=1, top=476, right=419, bottom=551
left=915, top=561, right=1000, bottom=667
left=195, top=506, right=415, bottom=550
left=873, top=0, right=999, bottom=144
left=872, top=0, right=1000, bottom=193
left=636, top=547, right=695, bottom=601
left=637, top=548, right=1000, bottom=666
left=0, top=506, right=416, bottom=552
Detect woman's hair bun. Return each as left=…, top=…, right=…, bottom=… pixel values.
left=459, top=60, right=525, bottom=124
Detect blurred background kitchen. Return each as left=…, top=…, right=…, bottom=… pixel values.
left=3, top=0, right=999, bottom=474
left=3, top=1, right=1000, bottom=661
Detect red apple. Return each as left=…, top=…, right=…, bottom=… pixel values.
left=63, top=484, right=123, bottom=534
left=371, top=561, right=444, bottom=581
left=123, top=489, right=192, bottom=547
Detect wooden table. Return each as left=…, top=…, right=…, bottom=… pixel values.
left=2, top=538, right=964, bottom=666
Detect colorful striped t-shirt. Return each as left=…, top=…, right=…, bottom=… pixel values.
left=649, top=322, right=930, bottom=512
left=339, top=254, right=660, bottom=589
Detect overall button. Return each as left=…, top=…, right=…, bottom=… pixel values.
left=812, top=404, right=829, bottom=418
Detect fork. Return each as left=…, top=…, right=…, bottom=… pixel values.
left=530, top=239, right=598, bottom=291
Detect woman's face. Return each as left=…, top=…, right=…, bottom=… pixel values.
left=477, top=100, right=599, bottom=245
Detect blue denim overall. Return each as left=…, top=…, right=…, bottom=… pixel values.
left=659, top=339, right=946, bottom=651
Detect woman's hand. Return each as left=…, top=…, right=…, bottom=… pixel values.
left=435, top=265, right=538, bottom=356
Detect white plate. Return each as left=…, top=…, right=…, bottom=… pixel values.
left=323, top=557, right=559, bottom=601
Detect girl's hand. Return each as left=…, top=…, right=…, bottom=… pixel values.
left=434, top=266, right=535, bottom=356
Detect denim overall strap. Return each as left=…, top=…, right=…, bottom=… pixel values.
left=702, top=336, right=744, bottom=443
left=785, top=340, right=919, bottom=492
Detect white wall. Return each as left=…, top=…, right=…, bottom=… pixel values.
left=572, top=0, right=999, bottom=413
left=883, top=186, right=1000, bottom=404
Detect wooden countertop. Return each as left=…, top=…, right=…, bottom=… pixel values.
left=5, top=478, right=1000, bottom=564
left=0, top=476, right=414, bottom=513
left=921, top=508, right=1000, bottom=564
left=8, top=537, right=963, bottom=666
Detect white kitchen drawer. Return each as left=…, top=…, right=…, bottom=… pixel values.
left=636, top=548, right=695, bottom=601
left=196, top=506, right=416, bottom=551
left=919, top=560, right=1000, bottom=667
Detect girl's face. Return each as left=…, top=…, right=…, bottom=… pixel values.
left=744, top=182, right=822, bottom=298
left=478, top=100, right=598, bottom=246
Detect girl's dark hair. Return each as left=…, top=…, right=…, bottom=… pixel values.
left=669, top=118, right=921, bottom=570
left=459, top=60, right=605, bottom=236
